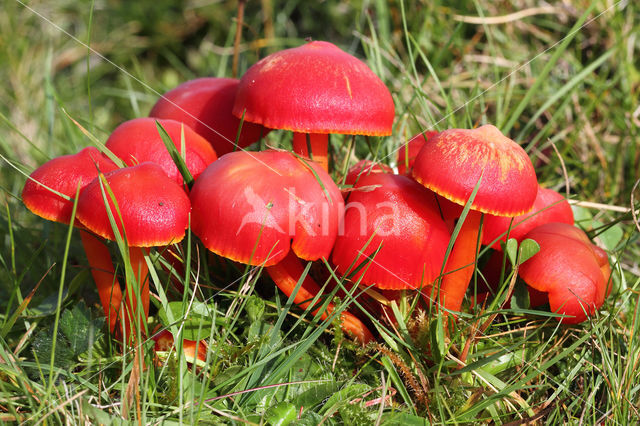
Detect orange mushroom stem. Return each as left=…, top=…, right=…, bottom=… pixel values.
left=267, top=251, right=374, bottom=344
left=293, top=133, right=329, bottom=171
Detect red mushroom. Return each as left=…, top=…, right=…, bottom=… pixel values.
left=332, top=173, right=450, bottom=298
left=232, top=41, right=395, bottom=171
left=190, top=150, right=373, bottom=343
left=22, top=147, right=122, bottom=332
left=519, top=223, right=611, bottom=323
left=482, top=186, right=574, bottom=250
left=412, top=125, right=538, bottom=313
left=149, top=77, right=268, bottom=155
left=77, top=162, right=191, bottom=342
left=105, top=117, right=218, bottom=186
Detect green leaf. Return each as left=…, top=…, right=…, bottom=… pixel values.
left=430, top=315, right=446, bottom=363
left=58, top=303, right=103, bottom=356
left=31, top=328, right=74, bottom=371
left=246, top=295, right=266, bottom=323
left=321, top=383, right=371, bottom=415
left=593, top=220, right=624, bottom=251
left=504, top=238, right=518, bottom=266
left=382, top=412, right=429, bottom=425
left=264, top=401, right=297, bottom=426
left=510, top=280, right=530, bottom=310
left=517, top=239, right=540, bottom=264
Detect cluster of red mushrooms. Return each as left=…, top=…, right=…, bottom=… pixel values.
left=22, top=41, right=612, bottom=355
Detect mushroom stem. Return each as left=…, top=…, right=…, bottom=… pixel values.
left=436, top=210, right=483, bottom=313
left=123, top=247, right=150, bottom=342
left=293, top=133, right=329, bottom=171
left=78, top=229, right=123, bottom=333
left=267, top=251, right=374, bottom=344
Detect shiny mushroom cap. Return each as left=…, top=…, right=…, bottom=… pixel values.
left=22, top=147, right=118, bottom=224
left=189, top=150, right=344, bottom=266
left=76, top=162, right=191, bottom=247
left=232, top=41, right=395, bottom=136
left=482, top=186, right=574, bottom=249
left=332, top=173, right=450, bottom=290
left=106, top=117, right=217, bottom=185
left=149, top=77, right=267, bottom=155
left=412, top=124, right=538, bottom=216
left=519, top=222, right=610, bottom=324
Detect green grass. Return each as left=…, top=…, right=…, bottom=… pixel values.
left=1, top=0, right=639, bottom=423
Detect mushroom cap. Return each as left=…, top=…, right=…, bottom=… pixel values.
left=519, top=222, right=609, bottom=323
left=344, top=159, right=392, bottom=186
left=190, top=150, right=344, bottom=266
left=332, top=173, right=450, bottom=290
left=105, top=117, right=217, bottom=185
left=412, top=125, right=538, bottom=216
left=22, top=147, right=118, bottom=224
left=397, top=131, right=438, bottom=175
left=149, top=77, right=268, bottom=155
left=76, top=162, right=191, bottom=247
left=482, top=186, right=574, bottom=249
left=232, top=41, right=395, bottom=136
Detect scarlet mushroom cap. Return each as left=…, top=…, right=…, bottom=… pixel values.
left=233, top=41, right=394, bottom=136
left=105, top=117, right=217, bottom=185
left=396, top=131, right=438, bottom=175
left=412, top=124, right=538, bottom=216
left=76, top=162, right=191, bottom=247
left=411, top=124, right=538, bottom=312
left=150, top=77, right=267, bottom=155
left=190, top=150, right=344, bottom=266
left=519, top=222, right=610, bottom=323
left=482, top=186, right=574, bottom=249
left=343, top=159, right=392, bottom=187
left=22, top=147, right=118, bottom=224
left=332, top=173, right=450, bottom=291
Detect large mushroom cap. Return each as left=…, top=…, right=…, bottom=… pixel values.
left=332, top=173, right=450, bottom=290
left=189, top=150, right=344, bottom=266
left=105, top=117, right=217, bottom=185
left=22, top=147, right=118, bottom=224
left=150, top=77, right=267, bottom=155
left=232, top=41, right=395, bottom=136
left=412, top=124, right=538, bottom=216
left=482, top=186, right=574, bottom=249
left=519, top=222, right=610, bottom=323
left=76, top=162, right=191, bottom=247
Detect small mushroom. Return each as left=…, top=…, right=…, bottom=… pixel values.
left=332, top=173, right=450, bottom=296
left=482, top=186, right=574, bottom=250
left=519, top=222, right=611, bottom=323
left=77, top=162, right=191, bottom=342
left=412, top=125, right=538, bottom=313
left=105, top=117, right=217, bottom=186
left=149, top=77, right=268, bottom=155
left=232, top=41, right=395, bottom=171
left=22, top=147, right=123, bottom=333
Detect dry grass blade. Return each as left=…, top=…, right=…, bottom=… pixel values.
left=453, top=6, right=565, bottom=25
